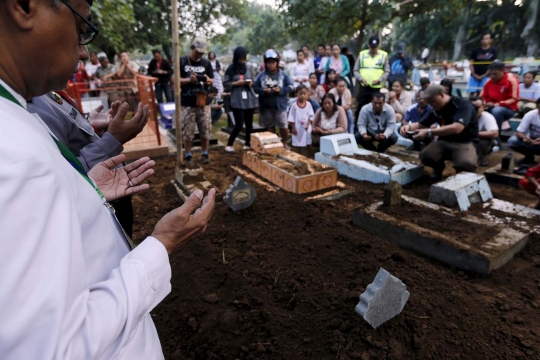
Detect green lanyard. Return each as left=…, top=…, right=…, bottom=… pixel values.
left=0, top=83, right=103, bottom=199
left=0, top=83, right=135, bottom=249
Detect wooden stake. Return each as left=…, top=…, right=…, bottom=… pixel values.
left=172, top=0, right=182, bottom=165
left=383, top=181, right=402, bottom=206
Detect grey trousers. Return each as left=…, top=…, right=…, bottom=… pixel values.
left=420, top=140, right=477, bottom=173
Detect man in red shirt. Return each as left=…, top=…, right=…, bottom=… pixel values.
left=519, top=164, right=540, bottom=209
left=480, top=61, right=519, bottom=133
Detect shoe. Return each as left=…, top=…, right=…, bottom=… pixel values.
left=429, top=170, right=443, bottom=182
left=201, top=153, right=210, bottom=164
left=478, top=157, right=489, bottom=167
left=185, top=154, right=193, bottom=167
left=225, top=146, right=236, bottom=153
left=516, top=156, right=535, bottom=165
left=491, top=146, right=500, bottom=154
left=243, top=145, right=251, bottom=151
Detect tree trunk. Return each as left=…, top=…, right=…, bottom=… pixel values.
left=452, top=23, right=467, bottom=61
left=521, top=0, right=540, bottom=57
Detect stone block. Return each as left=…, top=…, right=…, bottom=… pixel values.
left=429, top=172, right=493, bottom=211
left=383, top=181, right=402, bottom=206
left=485, top=164, right=522, bottom=187
left=355, top=268, right=410, bottom=329
left=223, top=176, right=256, bottom=212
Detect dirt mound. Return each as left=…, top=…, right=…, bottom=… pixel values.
left=132, top=151, right=540, bottom=359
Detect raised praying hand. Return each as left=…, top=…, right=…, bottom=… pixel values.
left=89, top=154, right=155, bottom=202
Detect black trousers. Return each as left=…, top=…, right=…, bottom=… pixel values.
left=228, top=107, right=255, bottom=147
left=111, top=195, right=133, bottom=238
left=355, top=132, right=398, bottom=153
left=355, top=86, right=381, bottom=120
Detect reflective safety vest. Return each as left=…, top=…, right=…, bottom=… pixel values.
left=358, top=49, right=387, bottom=88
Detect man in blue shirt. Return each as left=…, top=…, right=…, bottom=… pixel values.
left=314, top=44, right=326, bottom=84
left=403, top=89, right=432, bottom=125
left=518, top=72, right=540, bottom=116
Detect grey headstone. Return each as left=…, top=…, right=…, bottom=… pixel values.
left=223, top=176, right=256, bottom=212
left=355, top=268, right=410, bottom=329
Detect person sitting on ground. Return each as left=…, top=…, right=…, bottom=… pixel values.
left=356, top=93, right=398, bottom=153
left=309, top=72, right=326, bottom=104
left=254, top=49, right=294, bottom=149
left=323, top=69, right=337, bottom=93
left=519, top=163, right=540, bottom=209
left=329, top=78, right=354, bottom=134
left=312, top=94, right=348, bottom=143
left=468, top=33, right=498, bottom=97
left=223, top=46, right=258, bottom=153
left=325, top=44, right=351, bottom=86
left=208, top=87, right=224, bottom=124
left=440, top=78, right=454, bottom=96
left=404, top=90, right=432, bottom=125
left=508, top=97, right=540, bottom=165
left=518, top=72, right=540, bottom=115
left=288, top=85, right=315, bottom=157
left=291, top=49, right=312, bottom=89
left=400, top=85, right=479, bottom=180
left=471, top=96, right=499, bottom=167
left=387, top=79, right=413, bottom=123
left=480, top=61, right=519, bottom=133
left=420, top=77, right=431, bottom=91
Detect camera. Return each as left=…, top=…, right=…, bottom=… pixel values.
left=406, top=131, right=418, bottom=139
left=196, top=74, right=206, bottom=83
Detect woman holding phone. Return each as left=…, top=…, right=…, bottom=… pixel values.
left=223, top=47, right=258, bottom=153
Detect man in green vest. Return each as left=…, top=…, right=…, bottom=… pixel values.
left=353, top=35, right=389, bottom=122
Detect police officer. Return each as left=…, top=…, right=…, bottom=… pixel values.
left=29, top=86, right=149, bottom=236
left=353, top=35, right=390, bottom=121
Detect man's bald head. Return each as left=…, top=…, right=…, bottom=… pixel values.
left=0, top=0, right=92, bottom=99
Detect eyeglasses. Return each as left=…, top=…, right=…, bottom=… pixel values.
left=61, top=0, right=99, bottom=45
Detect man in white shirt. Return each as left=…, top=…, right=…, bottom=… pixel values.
left=518, top=72, right=540, bottom=115
left=0, top=0, right=215, bottom=359
left=508, top=97, right=540, bottom=165
left=317, top=44, right=332, bottom=85
left=471, top=97, right=499, bottom=167
left=85, top=50, right=100, bottom=76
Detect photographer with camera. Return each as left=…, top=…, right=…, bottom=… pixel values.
left=180, top=37, right=214, bottom=166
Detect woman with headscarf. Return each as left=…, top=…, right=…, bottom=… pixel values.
left=208, top=51, right=223, bottom=98
left=223, top=47, right=258, bottom=153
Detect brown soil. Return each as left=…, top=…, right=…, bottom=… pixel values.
left=132, top=150, right=540, bottom=360
left=380, top=200, right=500, bottom=247
left=339, top=153, right=396, bottom=168
left=252, top=152, right=331, bottom=176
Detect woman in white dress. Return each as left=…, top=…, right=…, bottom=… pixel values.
left=208, top=51, right=223, bottom=98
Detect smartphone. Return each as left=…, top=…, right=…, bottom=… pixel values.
left=245, top=79, right=253, bottom=83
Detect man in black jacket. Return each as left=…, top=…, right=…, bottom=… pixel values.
left=148, top=49, right=172, bottom=103
left=388, top=42, right=413, bottom=88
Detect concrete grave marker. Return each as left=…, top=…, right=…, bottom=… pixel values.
left=355, top=268, right=410, bottom=329
left=500, top=152, right=515, bottom=174
left=429, top=172, right=493, bottom=211
left=383, top=181, right=402, bottom=206
left=315, top=134, right=423, bottom=185
left=223, top=176, right=256, bottom=212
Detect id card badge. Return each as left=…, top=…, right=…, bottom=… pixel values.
left=242, top=91, right=248, bottom=100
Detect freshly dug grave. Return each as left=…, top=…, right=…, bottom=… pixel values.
left=338, top=153, right=396, bottom=168
left=132, top=150, right=540, bottom=360
left=380, top=200, right=500, bottom=246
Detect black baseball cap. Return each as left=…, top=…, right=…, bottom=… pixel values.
left=396, top=42, right=406, bottom=53
left=368, top=35, right=379, bottom=48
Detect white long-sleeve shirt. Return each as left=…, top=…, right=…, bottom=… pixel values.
left=0, top=79, right=171, bottom=359
left=291, top=61, right=313, bottom=88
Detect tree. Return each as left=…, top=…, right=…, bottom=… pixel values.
left=89, top=0, right=248, bottom=61
left=521, top=0, right=540, bottom=56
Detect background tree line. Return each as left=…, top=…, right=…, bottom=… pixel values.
left=89, top=0, right=540, bottom=61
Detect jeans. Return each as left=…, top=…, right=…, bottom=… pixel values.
left=508, top=135, right=540, bottom=158
left=355, top=131, right=398, bottom=153
left=345, top=109, right=354, bottom=134
left=228, top=108, right=255, bottom=147
left=211, top=108, right=224, bottom=124
left=155, top=82, right=172, bottom=103
left=488, top=106, right=514, bottom=131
